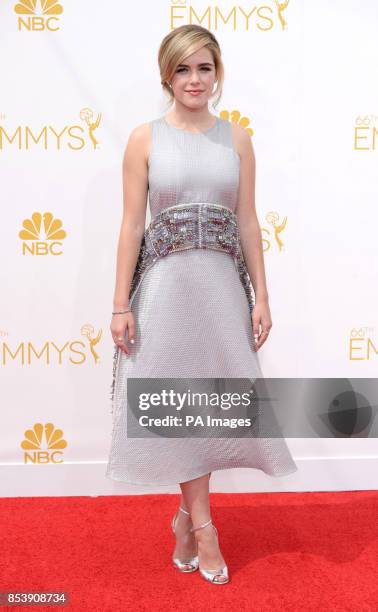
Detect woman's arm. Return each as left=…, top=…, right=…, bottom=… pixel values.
left=233, top=124, right=268, bottom=303
left=232, top=123, right=272, bottom=349
left=110, top=123, right=150, bottom=354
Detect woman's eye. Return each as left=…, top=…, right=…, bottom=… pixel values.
left=176, top=67, right=211, bottom=73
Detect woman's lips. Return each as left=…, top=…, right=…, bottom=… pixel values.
left=186, top=91, right=203, bottom=96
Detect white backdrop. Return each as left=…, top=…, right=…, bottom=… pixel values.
left=1, top=0, right=377, bottom=496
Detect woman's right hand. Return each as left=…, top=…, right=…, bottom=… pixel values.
left=110, top=312, right=136, bottom=356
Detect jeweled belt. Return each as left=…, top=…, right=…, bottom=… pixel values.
left=110, top=202, right=255, bottom=406
left=129, top=202, right=255, bottom=313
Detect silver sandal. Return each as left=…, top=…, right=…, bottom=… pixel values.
left=171, top=506, right=199, bottom=573
left=190, top=518, right=229, bottom=584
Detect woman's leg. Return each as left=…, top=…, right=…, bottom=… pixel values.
left=179, top=472, right=211, bottom=512
left=179, top=473, right=227, bottom=581
left=172, top=487, right=198, bottom=564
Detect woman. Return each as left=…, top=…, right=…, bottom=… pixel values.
left=106, top=24, right=297, bottom=585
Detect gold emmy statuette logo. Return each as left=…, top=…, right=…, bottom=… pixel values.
left=21, top=422, right=67, bottom=464
left=263, top=211, right=287, bottom=252
left=170, top=1, right=289, bottom=31
left=19, top=212, right=67, bottom=256
left=349, top=327, right=376, bottom=360
left=273, top=0, right=289, bottom=30
left=81, top=324, right=102, bottom=364
left=80, top=108, right=102, bottom=149
left=354, top=115, right=378, bottom=151
left=14, top=0, right=63, bottom=31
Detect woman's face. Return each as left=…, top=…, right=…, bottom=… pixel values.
left=170, top=47, right=216, bottom=108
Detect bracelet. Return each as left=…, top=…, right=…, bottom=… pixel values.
left=112, top=308, right=131, bottom=315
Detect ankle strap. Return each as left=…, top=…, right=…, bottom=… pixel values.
left=179, top=506, right=190, bottom=515
left=190, top=518, right=212, bottom=533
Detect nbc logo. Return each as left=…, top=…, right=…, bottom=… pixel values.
left=21, top=423, right=67, bottom=464
left=219, top=109, right=254, bottom=136
left=19, top=212, right=67, bottom=255
left=14, top=0, right=63, bottom=31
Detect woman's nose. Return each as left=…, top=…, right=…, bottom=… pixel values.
left=189, top=75, right=200, bottom=85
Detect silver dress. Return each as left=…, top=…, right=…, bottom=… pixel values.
left=106, top=115, right=298, bottom=485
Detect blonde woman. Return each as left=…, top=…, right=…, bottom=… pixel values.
left=107, top=24, right=297, bottom=585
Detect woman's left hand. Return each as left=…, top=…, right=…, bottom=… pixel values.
left=251, top=299, right=272, bottom=351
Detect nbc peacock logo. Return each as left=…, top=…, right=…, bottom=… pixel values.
left=169, top=0, right=289, bottom=32
left=219, top=109, right=254, bottom=136
left=14, top=0, right=63, bottom=31
left=19, top=212, right=67, bottom=256
left=21, top=422, right=67, bottom=464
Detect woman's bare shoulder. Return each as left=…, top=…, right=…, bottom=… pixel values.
left=129, top=121, right=153, bottom=139
left=229, top=120, right=255, bottom=162
left=126, top=121, right=152, bottom=147
left=124, top=121, right=153, bottom=165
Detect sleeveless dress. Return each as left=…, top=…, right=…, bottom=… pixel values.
left=105, top=115, right=298, bottom=485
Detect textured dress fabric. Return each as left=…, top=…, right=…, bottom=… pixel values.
left=105, top=115, right=298, bottom=485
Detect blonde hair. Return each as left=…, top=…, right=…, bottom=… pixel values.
left=158, top=24, right=224, bottom=109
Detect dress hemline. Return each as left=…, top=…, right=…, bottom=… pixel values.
left=105, top=462, right=298, bottom=487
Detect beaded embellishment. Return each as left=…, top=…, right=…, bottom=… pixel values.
left=110, top=203, right=255, bottom=407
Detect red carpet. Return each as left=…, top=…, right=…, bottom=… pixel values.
left=0, top=491, right=377, bottom=611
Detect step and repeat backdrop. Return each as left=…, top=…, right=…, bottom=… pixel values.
left=1, top=0, right=377, bottom=495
